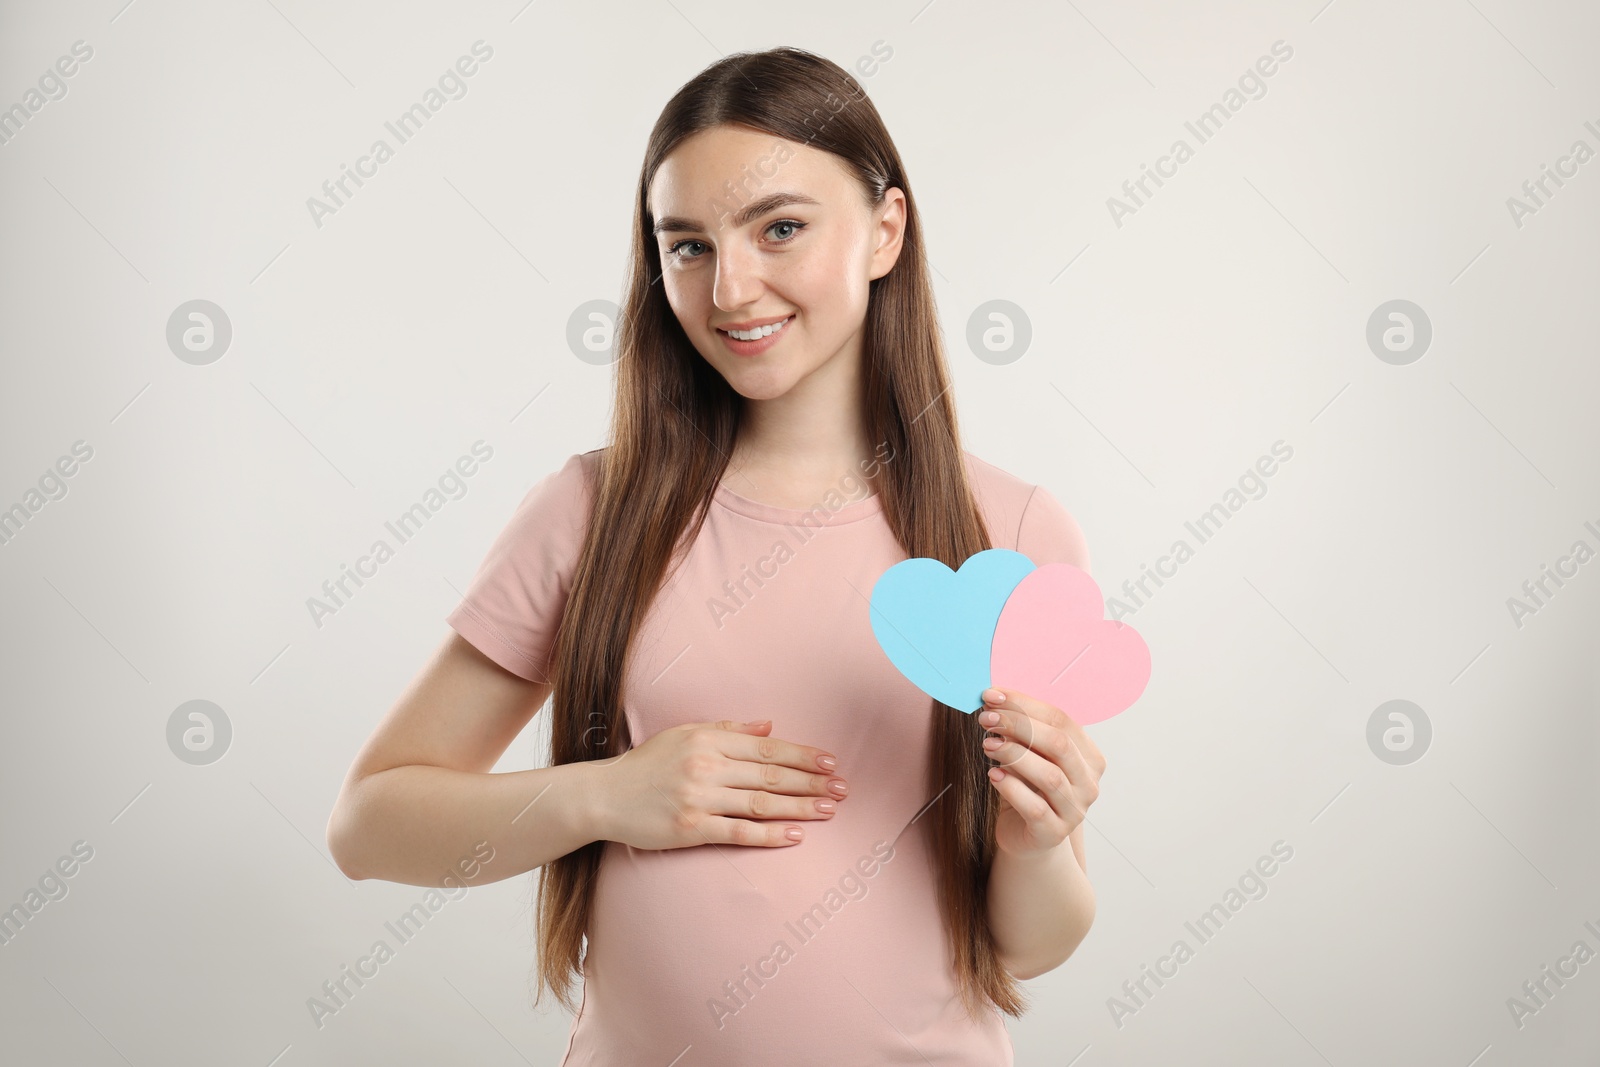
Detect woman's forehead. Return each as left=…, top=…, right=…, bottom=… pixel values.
left=650, top=128, right=848, bottom=214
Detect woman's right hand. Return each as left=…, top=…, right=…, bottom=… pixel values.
left=594, top=719, right=848, bottom=850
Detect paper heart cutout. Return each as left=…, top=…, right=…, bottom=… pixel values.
left=990, top=563, right=1149, bottom=725
left=869, top=549, right=1036, bottom=712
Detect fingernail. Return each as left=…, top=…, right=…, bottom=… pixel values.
left=786, top=826, right=803, bottom=841
left=817, top=755, right=838, bottom=770
left=982, top=688, right=1005, bottom=704
left=980, top=711, right=1000, bottom=726
left=748, top=720, right=771, bottom=728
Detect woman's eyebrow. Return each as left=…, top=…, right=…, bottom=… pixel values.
left=652, top=191, right=821, bottom=236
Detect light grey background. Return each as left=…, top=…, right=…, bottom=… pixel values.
left=2, top=0, right=1597, bottom=1064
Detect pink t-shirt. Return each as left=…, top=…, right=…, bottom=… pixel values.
left=447, top=448, right=1090, bottom=1066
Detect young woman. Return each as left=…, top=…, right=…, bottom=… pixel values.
left=328, top=45, right=1105, bottom=1066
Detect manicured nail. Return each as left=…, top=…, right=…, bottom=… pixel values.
left=982, top=688, right=1005, bottom=704
left=786, top=826, right=804, bottom=841
left=817, top=755, right=838, bottom=770
left=980, top=711, right=1000, bottom=726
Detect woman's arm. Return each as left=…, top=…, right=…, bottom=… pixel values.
left=326, top=631, right=606, bottom=887
left=978, top=688, right=1105, bottom=980
left=988, top=824, right=1096, bottom=980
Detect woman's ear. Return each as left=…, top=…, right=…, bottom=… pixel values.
left=869, top=188, right=908, bottom=280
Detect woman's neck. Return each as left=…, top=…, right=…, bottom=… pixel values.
left=720, top=349, right=881, bottom=507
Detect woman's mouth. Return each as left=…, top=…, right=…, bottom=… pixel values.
left=716, top=314, right=794, bottom=357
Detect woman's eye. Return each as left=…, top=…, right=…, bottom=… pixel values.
left=665, top=220, right=805, bottom=262
left=667, top=239, right=709, bottom=260
left=768, top=219, right=804, bottom=241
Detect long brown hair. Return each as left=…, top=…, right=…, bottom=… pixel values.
left=534, top=45, right=1026, bottom=1022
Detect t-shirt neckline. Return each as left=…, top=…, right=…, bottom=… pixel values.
left=712, top=480, right=885, bottom=526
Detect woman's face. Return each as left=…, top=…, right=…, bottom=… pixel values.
left=648, top=124, right=905, bottom=401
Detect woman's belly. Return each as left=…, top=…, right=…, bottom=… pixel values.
left=558, top=819, right=1013, bottom=1067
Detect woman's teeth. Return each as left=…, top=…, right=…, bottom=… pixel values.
left=723, top=315, right=792, bottom=341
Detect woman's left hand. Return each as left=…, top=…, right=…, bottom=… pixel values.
left=978, top=687, right=1106, bottom=859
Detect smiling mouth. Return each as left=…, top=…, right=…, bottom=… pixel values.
left=717, top=315, right=794, bottom=341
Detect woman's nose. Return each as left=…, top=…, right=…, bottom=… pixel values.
left=712, top=243, right=762, bottom=309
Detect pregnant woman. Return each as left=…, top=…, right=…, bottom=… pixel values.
left=328, top=44, right=1105, bottom=1065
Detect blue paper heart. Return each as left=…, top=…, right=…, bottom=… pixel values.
left=868, top=548, right=1037, bottom=713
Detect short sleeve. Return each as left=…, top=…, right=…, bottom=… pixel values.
left=1015, top=483, right=1091, bottom=575
left=446, top=452, right=594, bottom=682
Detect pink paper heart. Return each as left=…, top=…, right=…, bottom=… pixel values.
left=990, top=563, right=1150, bottom=725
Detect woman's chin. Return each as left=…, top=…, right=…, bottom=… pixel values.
left=710, top=361, right=801, bottom=401
left=729, top=377, right=798, bottom=402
